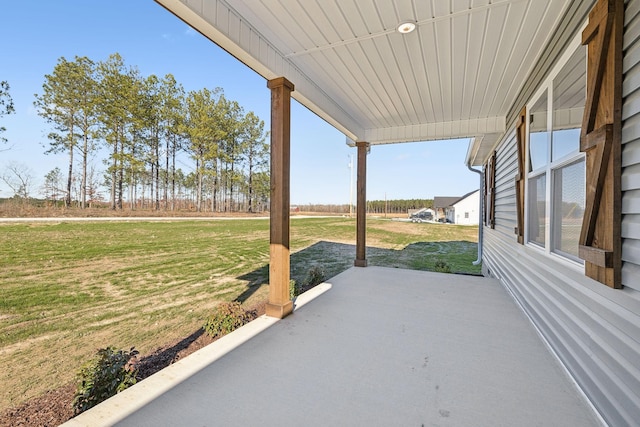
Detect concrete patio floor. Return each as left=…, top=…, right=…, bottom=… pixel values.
left=66, top=266, right=604, bottom=426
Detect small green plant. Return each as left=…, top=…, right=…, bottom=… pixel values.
left=289, top=279, right=303, bottom=299
left=304, top=265, right=326, bottom=288
left=434, top=260, right=451, bottom=273
left=203, top=302, right=257, bottom=339
left=73, top=346, right=139, bottom=414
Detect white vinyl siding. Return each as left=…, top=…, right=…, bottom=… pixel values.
left=622, top=0, right=640, bottom=291
left=493, top=129, right=518, bottom=238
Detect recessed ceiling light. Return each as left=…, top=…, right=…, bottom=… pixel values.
left=397, top=21, right=416, bottom=34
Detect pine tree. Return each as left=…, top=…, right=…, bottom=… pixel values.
left=159, top=74, right=185, bottom=211
left=35, top=56, right=98, bottom=207
left=184, top=87, right=226, bottom=212
left=96, top=54, right=140, bottom=210
left=241, top=111, right=268, bottom=213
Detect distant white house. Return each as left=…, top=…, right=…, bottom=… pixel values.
left=433, top=196, right=460, bottom=221
left=449, top=190, right=480, bottom=225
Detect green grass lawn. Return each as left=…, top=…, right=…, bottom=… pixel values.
left=0, top=217, right=479, bottom=410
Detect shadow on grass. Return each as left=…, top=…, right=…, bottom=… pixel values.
left=233, top=240, right=481, bottom=303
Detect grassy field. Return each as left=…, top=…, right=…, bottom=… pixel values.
left=0, top=217, right=479, bottom=410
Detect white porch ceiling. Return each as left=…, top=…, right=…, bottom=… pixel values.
left=156, top=0, right=573, bottom=165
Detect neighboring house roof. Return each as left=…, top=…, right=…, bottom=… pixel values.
left=435, top=190, right=479, bottom=209
left=452, top=190, right=480, bottom=207
left=433, top=197, right=462, bottom=209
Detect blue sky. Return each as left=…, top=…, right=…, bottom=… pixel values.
left=0, top=1, right=479, bottom=205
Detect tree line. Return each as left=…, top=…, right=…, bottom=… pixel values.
left=296, top=199, right=434, bottom=215
left=366, top=199, right=433, bottom=214
left=17, top=53, right=270, bottom=212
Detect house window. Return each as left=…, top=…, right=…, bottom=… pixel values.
left=465, top=212, right=469, bottom=219
left=552, top=158, right=585, bottom=258
left=529, top=91, right=548, bottom=173
left=526, top=44, right=586, bottom=263
left=527, top=173, right=546, bottom=247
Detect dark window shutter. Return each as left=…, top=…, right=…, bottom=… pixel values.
left=515, top=107, right=527, bottom=244
left=579, top=0, right=623, bottom=288
left=484, top=163, right=489, bottom=226
left=487, top=151, right=496, bottom=229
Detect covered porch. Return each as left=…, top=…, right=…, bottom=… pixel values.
left=59, top=1, right=610, bottom=424
left=148, top=0, right=595, bottom=321
left=65, top=267, right=603, bottom=426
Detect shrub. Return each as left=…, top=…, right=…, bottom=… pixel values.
left=73, top=346, right=139, bottom=414
left=434, top=260, right=451, bottom=273
left=289, top=279, right=301, bottom=300
left=203, top=302, right=257, bottom=339
left=304, top=265, right=326, bottom=288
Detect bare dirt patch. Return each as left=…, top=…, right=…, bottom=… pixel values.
left=0, top=334, right=56, bottom=357
left=371, top=219, right=417, bottom=235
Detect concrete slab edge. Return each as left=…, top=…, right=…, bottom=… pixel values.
left=61, top=282, right=333, bottom=426
left=293, top=281, right=333, bottom=310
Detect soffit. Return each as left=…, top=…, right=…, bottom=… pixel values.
left=156, top=0, right=572, bottom=163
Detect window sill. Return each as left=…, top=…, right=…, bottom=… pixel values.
left=525, top=241, right=584, bottom=273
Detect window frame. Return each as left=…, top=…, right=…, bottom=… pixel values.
left=524, top=30, right=586, bottom=268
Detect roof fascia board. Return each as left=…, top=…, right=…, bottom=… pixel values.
left=466, top=136, right=483, bottom=166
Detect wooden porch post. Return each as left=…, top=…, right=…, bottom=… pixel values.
left=266, top=77, right=294, bottom=318
left=355, top=141, right=369, bottom=267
